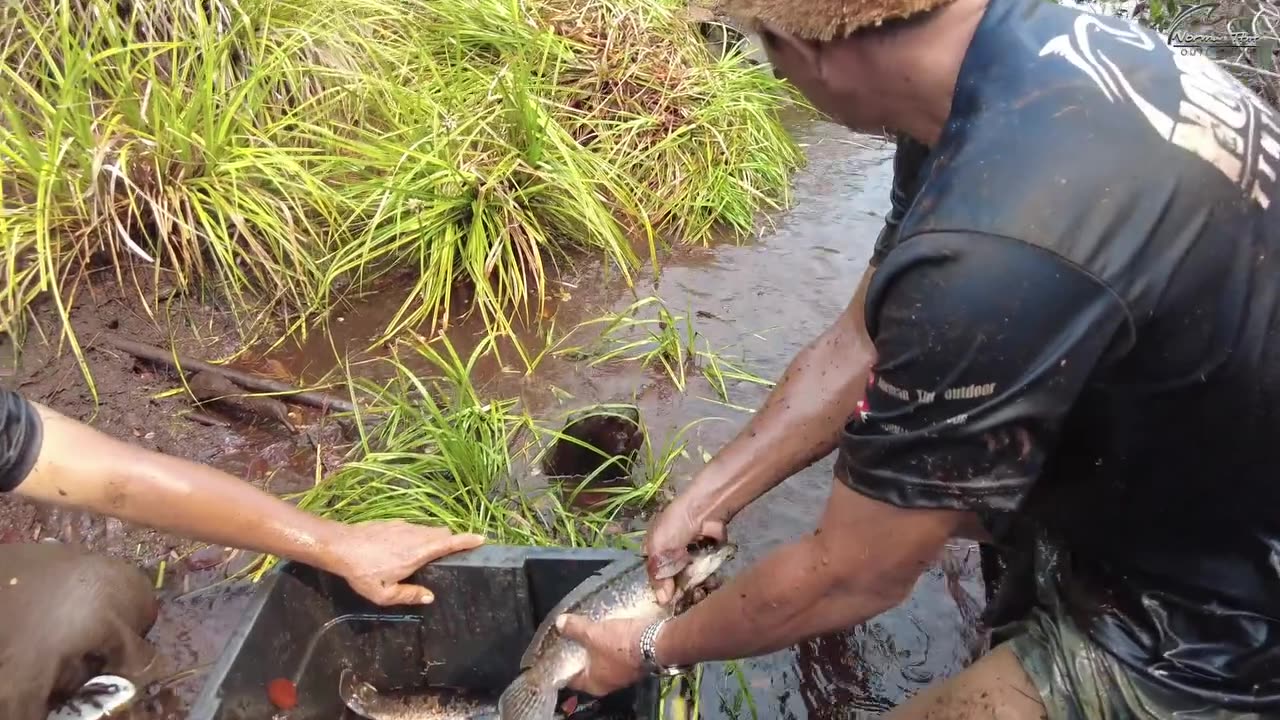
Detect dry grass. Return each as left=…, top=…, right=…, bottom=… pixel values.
left=1211, top=0, right=1280, bottom=106
left=1121, top=0, right=1278, bottom=106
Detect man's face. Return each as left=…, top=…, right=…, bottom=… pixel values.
left=755, top=23, right=886, bottom=133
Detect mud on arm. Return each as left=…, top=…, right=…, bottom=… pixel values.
left=679, top=265, right=879, bottom=529
left=679, top=135, right=933, bottom=525
left=655, top=231, right=1131, bottom=666
left=654, top=480, right=968, bottom=665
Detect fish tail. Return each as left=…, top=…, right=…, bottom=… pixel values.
left=498, top=670, right=557, bottom=720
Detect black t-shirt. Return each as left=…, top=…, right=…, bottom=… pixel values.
left=838, top=0, right=1280, bottom=710
left=0, top=389, right=43, bottom=492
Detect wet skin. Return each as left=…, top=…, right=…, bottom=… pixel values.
left=565, top=0, right=1048, bottom=716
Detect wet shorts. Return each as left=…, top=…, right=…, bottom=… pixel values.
left=1004, top=606, right=1265, bottom=720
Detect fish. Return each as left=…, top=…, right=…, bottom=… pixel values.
left=340, top=669, right=503, bottom=720
left=497, top=541, right=736, bottom=720
left=340, top=670, right=598, bottom=720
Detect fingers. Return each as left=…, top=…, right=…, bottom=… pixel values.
left=373, top=582, right=436, bottom=607
left=647, top=547, right=690, bottom=582
left=654, top=577, right=676, bottom=605
left=555, top=615, right=609, bottom=697
left=701, top=519, right=727, bottom=543
left=444, top=532, right=487, bottom=555
left=377, top=533, right=483, bottom=605
left=417, top=531, right=485, bottom=563
left=555, top=613, right=589, bottom=643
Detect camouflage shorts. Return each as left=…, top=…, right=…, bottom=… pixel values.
left=1005, top=608, right=1265, bottom=720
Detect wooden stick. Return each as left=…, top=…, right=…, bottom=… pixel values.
left=98, top=333, right=359, bottom=414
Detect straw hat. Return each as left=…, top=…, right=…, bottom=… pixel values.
left=718, top=0, right=952, bottom=42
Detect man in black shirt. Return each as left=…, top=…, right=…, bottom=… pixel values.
left=543, top=0, right=1280, bottom=716
left=0, top=388, right=483, bottom=718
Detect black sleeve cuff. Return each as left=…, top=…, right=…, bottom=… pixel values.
left=842, top=232, right=1132, bottom=517
left=0, top=390, right=44, bottom=492
left=834, top=443, right=1034, bottom=514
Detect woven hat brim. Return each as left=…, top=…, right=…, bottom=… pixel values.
left=719, top=0, right=953, bottom=42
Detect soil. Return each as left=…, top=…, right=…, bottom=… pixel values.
left=0, top=120, right=986, bottom=719
left=2, top=277, right=330, bottom=718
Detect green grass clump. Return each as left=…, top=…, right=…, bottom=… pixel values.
left=264, top=334, right=685, bottom=568
left=0, top=0, right=805, bottom=380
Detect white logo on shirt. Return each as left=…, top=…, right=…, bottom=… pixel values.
left=1040, top=12, right=1279, bottom=209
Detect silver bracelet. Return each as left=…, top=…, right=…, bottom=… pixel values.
left=639, top=616, right=684, bottom=676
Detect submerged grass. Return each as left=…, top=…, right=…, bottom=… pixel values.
left=245, top=329, right=704, bottom=578
left=1, top=0, right=806, bottom=386
left=556, top=295, right=774, bottom=405
left=660, top=660, right=760, bottom=720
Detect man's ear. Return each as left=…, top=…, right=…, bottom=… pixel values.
left=767, top=25, right=824, bottom=73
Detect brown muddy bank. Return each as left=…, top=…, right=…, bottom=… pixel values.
left=1, top=120, right=984, bottom=719
left=2, top=279, right=338, bottom=717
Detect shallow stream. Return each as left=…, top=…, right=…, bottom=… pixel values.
left=261, top=120, right=986, bottom=718
left=32, top=118, right=985, bottom=719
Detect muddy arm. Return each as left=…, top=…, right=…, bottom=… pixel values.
left=655, top=479, right=966, bottom=665
left=654, top=233, right=1128, bottom=664
left=674, top=265, right=877, bottom=525
left=671, top=138, right=930, bottom=527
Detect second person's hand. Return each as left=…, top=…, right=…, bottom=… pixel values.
left=323, top=520, right=485, bottom=606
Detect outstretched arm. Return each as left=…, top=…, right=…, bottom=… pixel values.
left=642, top=263, right=878, bottom=597
left=0, top=393, right=483, bottom=605
left=674, top=135, right=932, bottom=524
left=659, top=478, right=964, bottom=664
left=644, top=136, right=936, bottom=591
left=555, top=232, right=1131, bottom=695
left=657, top=233, right=1131, bottom=665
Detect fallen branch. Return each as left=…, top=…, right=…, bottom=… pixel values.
left=98, top=333, right=358, bottom=414
left=187, top=371, right=298, bottom=433
left=182, top=409, right=232, bottom=428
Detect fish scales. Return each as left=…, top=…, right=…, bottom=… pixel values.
left=498, top=543, right=735, bottom=720
left=340, top=669, right=502, bottom=720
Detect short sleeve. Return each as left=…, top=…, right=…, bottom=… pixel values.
left=0, top=388, right=43, bottom=492
left=837, top=232, right=1132, bottom=513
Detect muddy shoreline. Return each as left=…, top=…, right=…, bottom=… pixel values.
left=2, top=121, right=984, bottom=719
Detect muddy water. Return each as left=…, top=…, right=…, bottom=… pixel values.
left=262, top=120, right=987, bottom=717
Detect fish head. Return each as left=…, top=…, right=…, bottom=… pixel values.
left=338, top=668, right=380, bottom=714
left=673, top=540, right=735, bottom=594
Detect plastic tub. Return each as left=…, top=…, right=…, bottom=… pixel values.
left=189, top=545, right=660, bottom=719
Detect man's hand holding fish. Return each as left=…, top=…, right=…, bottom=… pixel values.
left=557, top=479, right=965, bottom=700
left=552, top=614, right=650, bottom=698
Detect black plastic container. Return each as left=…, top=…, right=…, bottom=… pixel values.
left=189, top=545, right=661, bottom=719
